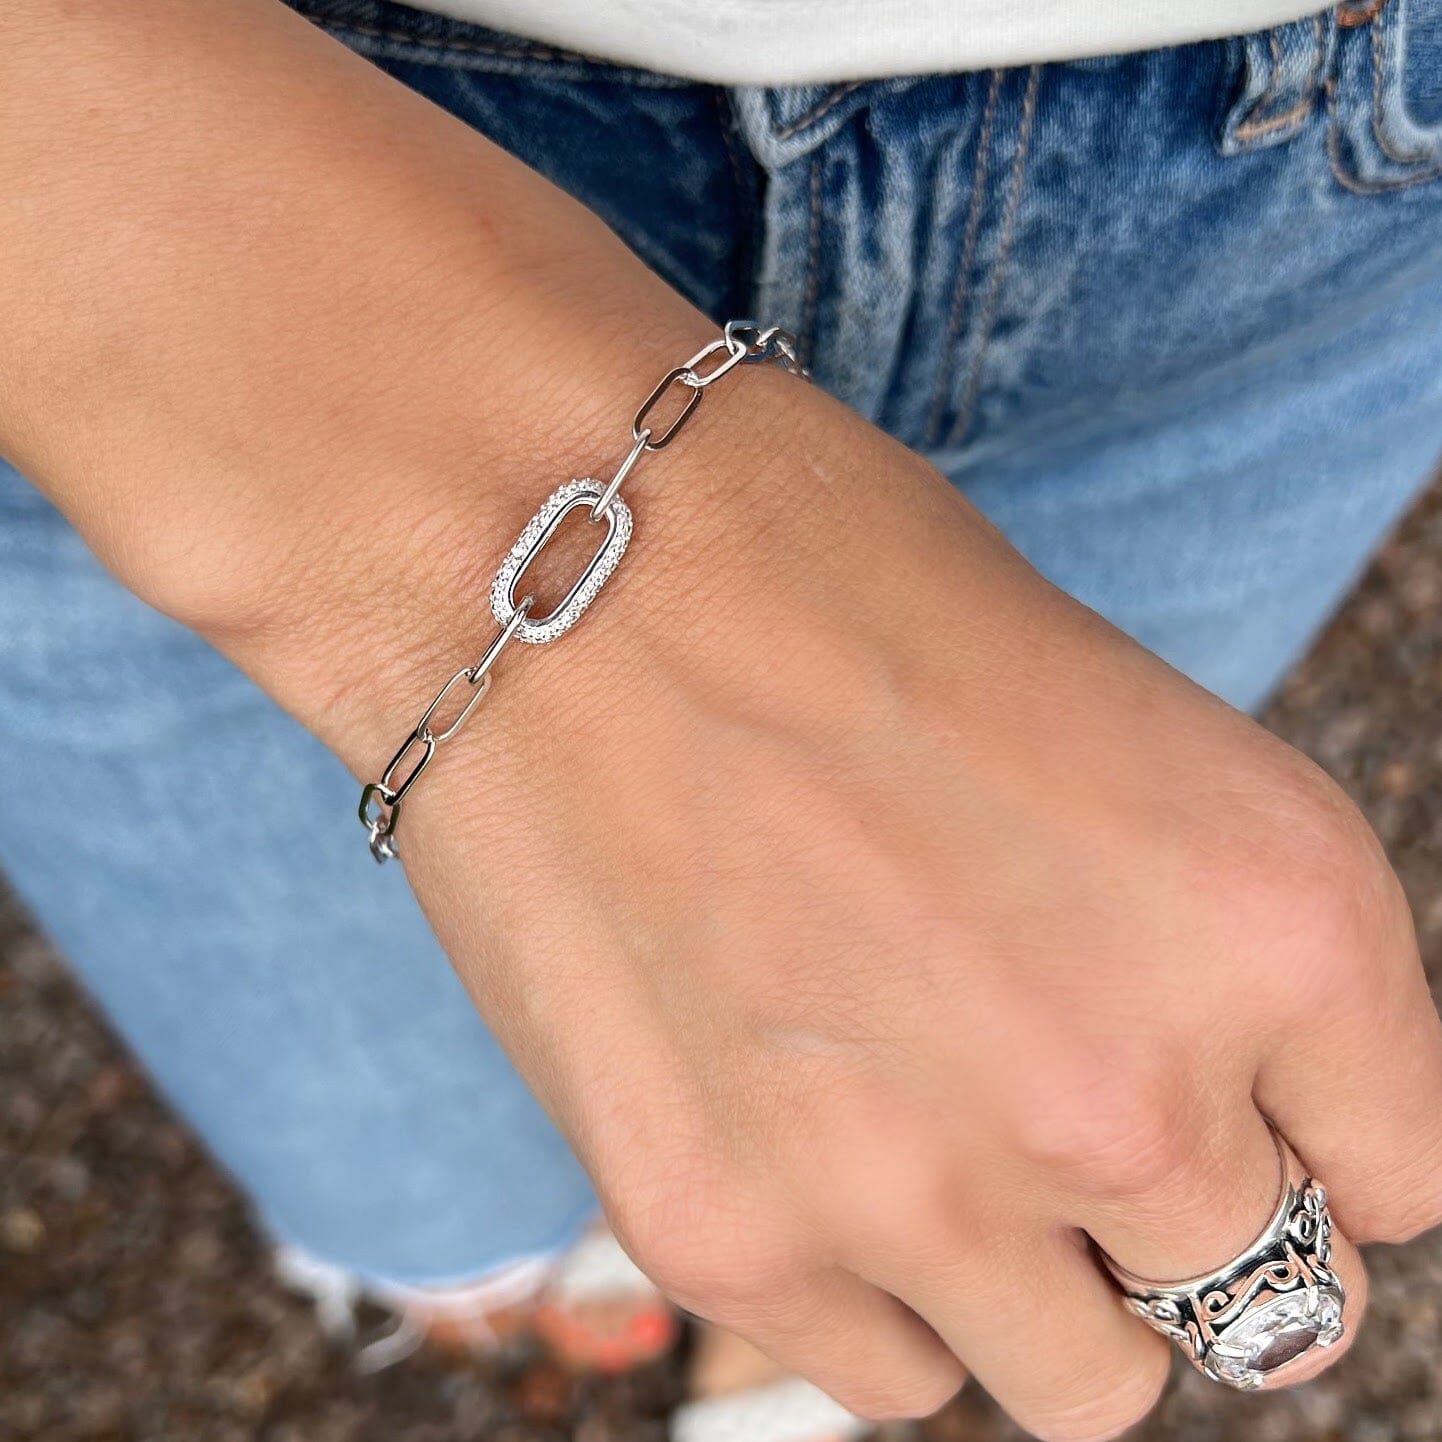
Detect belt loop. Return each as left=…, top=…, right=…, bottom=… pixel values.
left=1336, top=0, right=1389, bottom=28
left=1220, top=12, right=1334, bottom=154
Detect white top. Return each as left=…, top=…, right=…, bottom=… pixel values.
left=411, top=1, right=1323, bottom=84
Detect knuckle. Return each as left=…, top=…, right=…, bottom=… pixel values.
left=1300, top=849, right=1404, bottom=968
left=1012, top=1070, right=1194, bottom=1201
left=1253, top=781, right=1403, bottom=955
left=1217, top=771, right=1415, bottom=1014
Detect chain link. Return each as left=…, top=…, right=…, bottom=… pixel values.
left=358, top=322, right=805, bottom=863
left=589, top=430, right=650, bottom=521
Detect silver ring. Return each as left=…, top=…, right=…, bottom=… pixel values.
left=1104, top=1132, right=1345, bottom=1391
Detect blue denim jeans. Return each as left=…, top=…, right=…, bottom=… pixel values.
left=3, top=0, right=1441, bottom=1286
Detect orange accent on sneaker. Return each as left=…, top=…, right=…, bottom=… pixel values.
left=630, top=1307, right=675, bottom=1350
left=532, top=1298, right=679, bottom=1373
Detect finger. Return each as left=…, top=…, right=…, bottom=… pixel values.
left=864, top=1226, right=1171, bottom=1442
left=1257, top=929, right=1442, bottom=1245
left=1104, top=1128, right=1368, bottom=1394
left=679, top=1264, right=966, bottom=1422
left=1077, top=1100, right=1282, bottom=1285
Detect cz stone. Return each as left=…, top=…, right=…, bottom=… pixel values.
left=1212, top=1291, right=1344, bottom=1387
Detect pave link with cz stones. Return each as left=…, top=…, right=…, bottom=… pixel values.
left=358, top=321, right=806, bottom=863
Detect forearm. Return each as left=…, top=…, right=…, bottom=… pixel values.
left=0, top=0, right=778, bottom=761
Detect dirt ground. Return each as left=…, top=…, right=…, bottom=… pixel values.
left=4, top=484, right=1442, bottom=1442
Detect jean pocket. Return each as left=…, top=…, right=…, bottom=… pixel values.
left=1328, top=0, right=1442, bottom=192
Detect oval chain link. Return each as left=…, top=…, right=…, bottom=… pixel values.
left=358, top=323, right=804, bottom=862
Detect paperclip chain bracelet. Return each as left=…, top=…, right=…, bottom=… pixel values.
left=358, top=320, right=806, bottom=863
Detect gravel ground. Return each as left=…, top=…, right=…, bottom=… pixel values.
left=4, top=483, right=1442, bottom=1442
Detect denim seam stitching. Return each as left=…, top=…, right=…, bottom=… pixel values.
left=945, top=64, right=1041, bottom=450
left=773, top=82, right=864, bottom=142
left=799, top=153, right=825, bottom=368
left=1240, top=29, right=1286, bottom=129
left=1233, top=16, right=1324, bottom=138
left=1370, top=2, right=1433, bottom=164
left=1326, top=68, right=1442, bottom=190
left=923, top=68, right=1003, bottom=450
left=305, top=15, right=690, bottom=86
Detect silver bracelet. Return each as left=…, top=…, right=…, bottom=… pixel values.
left=358, top=320, right=806, bottom=863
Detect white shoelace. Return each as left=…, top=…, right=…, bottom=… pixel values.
left=272, top=1240, right=556, bottom=1372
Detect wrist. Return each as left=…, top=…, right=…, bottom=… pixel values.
left=225, top=324, right=817, bottom=783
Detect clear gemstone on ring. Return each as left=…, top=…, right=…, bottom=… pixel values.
left=1211, top=1290, right=1344, bottom=1388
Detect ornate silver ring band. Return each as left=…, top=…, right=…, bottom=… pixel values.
left=1104, top=1131, right=1345, bottom=1391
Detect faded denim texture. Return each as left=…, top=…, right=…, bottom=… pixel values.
left=1, top=0, right=1440, bottom=1283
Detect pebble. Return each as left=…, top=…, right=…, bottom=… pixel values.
left=1, top=1207, right=46, bottom=1254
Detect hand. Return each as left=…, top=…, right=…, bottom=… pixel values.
left=8, top=5, right=1440, bottom=1436
left=294, top=370, right=1442, bottom=1439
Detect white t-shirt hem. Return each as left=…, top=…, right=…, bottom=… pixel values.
left=409, top=0, right=1325, bottom=85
